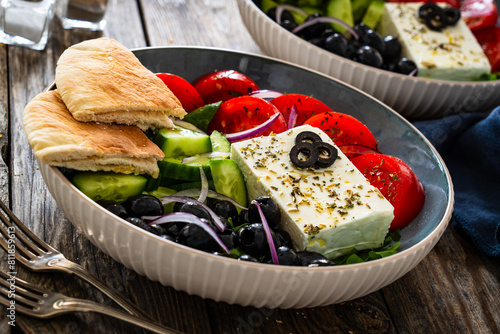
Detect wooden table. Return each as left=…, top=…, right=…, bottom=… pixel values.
left=1, top=1, right=499, bottom=333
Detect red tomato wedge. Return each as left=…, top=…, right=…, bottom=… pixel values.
left=461, top=0, right=498, bottom=32
left=207, top=96, right=287, bottom=139
left=304, top=111, right=378, bottom=151
left=192, top=70, right=259, bottom=104
left=351, top=153, right=425, bottom=231
left=156, top=73, right=204, bottom=112
left=339, top=144, right=379, bottom=160
left=270, top=94, right=334, bottom=127
left=474, top=26, right=500, bottom=73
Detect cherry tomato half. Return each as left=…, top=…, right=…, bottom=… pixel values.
left=461, top=0, right=498, bottom=32
left=351, top=153, right=425, bottom=231
left=192, top=70, right=259, bottom=104
left=474, top=26, right=500, bottom=73
left=304, top=111, right=378, bottom=151
left=207, top=96, right=287, bottom=138
left=156, top=73, right=204, bottom=112
left=271, top=94, right=334, bottom=127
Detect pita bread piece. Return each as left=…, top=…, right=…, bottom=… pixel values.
left=55, top=37, right=186, bottom=131
left=23, top=90, right=165, bottom=178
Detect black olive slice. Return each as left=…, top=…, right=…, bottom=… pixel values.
left=290, top=142, right=319, bottom=168
left=313, top=142, right=338, bottom=168
left=425, top=11, right=447, bottom=32
left=295, top=131, right=322, bottom=144
left=443, top=7, right=461, bottom=26
left=418, top=3, right=441, bottom=20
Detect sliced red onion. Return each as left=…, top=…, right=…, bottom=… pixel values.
left=252, top=200, right=279, bottom=265
left=275, top=4, right=309, bottom=25
left=292, top=17, right=359, bottom=41
left=198, top=167, right=209, bottom=203
left=181, top=152, right=230, bottom=164
left=287, top=105, right=298, bottom=129
left=169, top=117, right=207, bottom=134
left=146, top=212, right=229, bottom=253
left=225, top=112, right=280, bottom=143
left=158, top=196, right=225, bottom=232
left=247, top=89, right=284, bottom=101
left=174, top=189, right=247, bottom=210
left=409, top=68, right=418, bottom=77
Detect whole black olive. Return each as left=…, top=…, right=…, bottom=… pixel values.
left=248, top=196, right=281, bottom=229
left=296, top=251, right=327, bottom=266
left=237, top=254, right=260, bottom=263
left=313, top=141, right=338, bottom=168
left=218, top=228, right=240, bottom=250
left=236, top=209, right=250, bottom=226
left=124, top=195, right=163, bottom=217
left=324, top=33, right=351, bottom=58
left=395, top=58, right=418, bottom=76
left=177, top=223, right=219, bottom=252
left=273, top=229, right=294, bottom=249
left=276, top=246, right=300, bottom=266
left=290, top=141, right=319, bottom=168
left=382, top=35, right=401, bottom=62
left=237, top=223, right=272, bottom=257
left=178, top=201, right=212, bottom=222
left=209, top=200, right=238, bottom=223
left=354, top=46, right=383, bottom=68
left=98, top=200, right=128, bottom=219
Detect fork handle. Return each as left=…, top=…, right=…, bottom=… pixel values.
left=49, top=258, right=153, bottom=320
left=56, top=297, right=181, bottom=334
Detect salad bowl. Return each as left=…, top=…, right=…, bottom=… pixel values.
left=38, top=46, right=453, bottom=309
left=238, top=0, right=500, bottom=119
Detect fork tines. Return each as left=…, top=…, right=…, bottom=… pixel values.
left=0, top=270, right=46, bottom=315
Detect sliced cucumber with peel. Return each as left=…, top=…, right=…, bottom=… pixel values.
left=209, top=159, right=248, bottom=208
left=154, top=127, right=211, bottom=158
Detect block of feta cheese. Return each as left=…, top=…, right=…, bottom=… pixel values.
left=378, top=2, right=491, bottom=81
left=231, top=125, right=394, bottom=260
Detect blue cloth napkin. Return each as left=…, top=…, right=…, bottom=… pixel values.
left=413, top=107, right=500, bottom=258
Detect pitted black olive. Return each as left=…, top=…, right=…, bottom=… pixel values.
left=295, top=131, right=322, bottom=144
left=443, top=7, right=461, bottom=25
left=313, top=141, right=338, bottom=168
left=290, top=141, right=319, bottom=168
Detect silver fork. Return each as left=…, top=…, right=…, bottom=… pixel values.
left=0, top=199, right=152, bottom=320
left=0, top=270, right=180, bottom=333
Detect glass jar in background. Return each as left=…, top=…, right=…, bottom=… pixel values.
left=57, top=0, right=111, bottom=31
left=0, top=0, right=56, bottom=50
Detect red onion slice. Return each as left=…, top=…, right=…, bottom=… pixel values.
left=275, top=4, right=309, bottom=25
left=198, top=167, right=209, bottom=203
left=252, top=200, right=279, bottom=265
left=225, top=112, right=280, bottom=143
left=169, top=117, right=207, bottom=134
left=287, top=105, right=298, bottom=129
left=292, top=17, right=359, bottom=40
left=247, top=89, right=284, bottom=101
left=182, top=152, right=230, bottom=164
left=146, top=212, right=230, bottom=253
left=158, top=196, right=225, bottom=232
left=174, top=189, right=247, bottom=210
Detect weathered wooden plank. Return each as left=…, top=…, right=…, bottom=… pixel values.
left=140, top=0, right=262, bottom=53
left=382, top=227, right=500, bottom=334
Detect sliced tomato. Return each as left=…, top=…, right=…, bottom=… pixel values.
left=461, top=0, right=498, bottom=31
left=474, top=26, right=500, bottom=73
left=386, top=0, right=460, bottom=8
left=192, top=70, right=259, bottom=104
left=339, top=144, right=379, bottom=160
left=156, top=73, right=204, bottom=112
left=207, top=96, right=287, bottom=138
left=351, top=153, right=425, bottom=231
left=271, top=94, right=334, bottom=127
left=304, top=111, right=378, bottom=151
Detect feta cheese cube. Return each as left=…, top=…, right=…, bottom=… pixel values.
left=231, top=125, right=394, bottom=260
left=379, top=2, right=491, bottom=81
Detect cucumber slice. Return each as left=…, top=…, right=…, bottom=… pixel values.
left=326, top=0, right=354, bottom=33
left=72, top=172, right=147, bottom=203
left=352, top=0, right=372, bottom=22
left=181, top=101, right=221, bottom=133
left=361, top=0, right=386, bottom=30
left=158, top=157, right=212, bottom=181
left=210, top=130, right=231, bottom=153
left=153, top=127, right=211, bottom=158
left=169, top=180, right=215, bottom=192
left=209, top=159, right=248, bottom=208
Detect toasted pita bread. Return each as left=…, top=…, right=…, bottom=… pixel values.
left=23, top=90, right=165, bottom=178
left=55, top=38, right=186, bottom=131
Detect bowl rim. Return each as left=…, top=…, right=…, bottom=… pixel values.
left=241, top=0, right=499, bottom=87
left=44, top=45, right=454, bottom=273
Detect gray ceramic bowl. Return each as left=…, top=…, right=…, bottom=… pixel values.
left=39, top=46, right=453, bottom=308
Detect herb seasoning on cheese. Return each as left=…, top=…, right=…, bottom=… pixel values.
left=231, top=125, right=394, bottom=259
